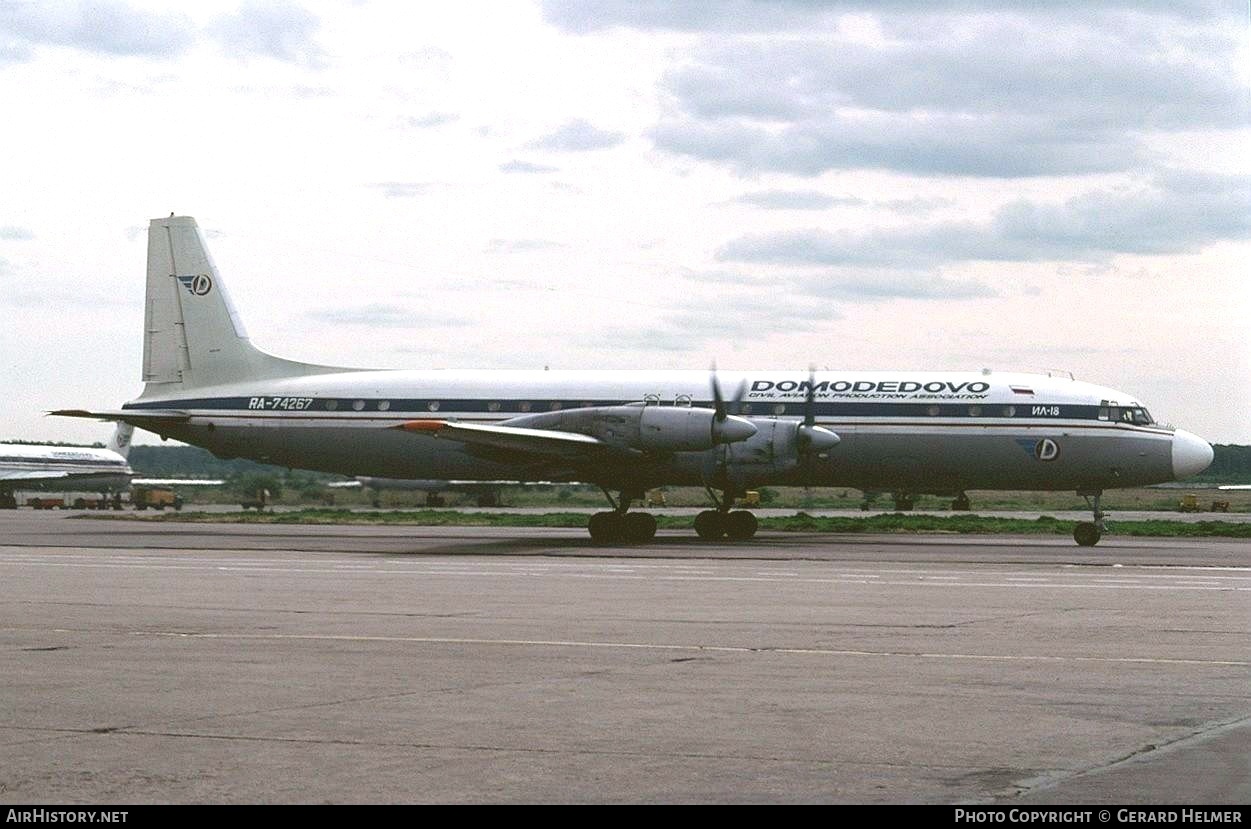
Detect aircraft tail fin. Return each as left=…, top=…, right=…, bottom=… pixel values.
left=106, top=423, right=135, bottom=459
left=140, top=216, right=338, bottom=396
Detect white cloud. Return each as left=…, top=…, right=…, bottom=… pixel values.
left=0, top=1, right=195, bottom=59
left=528, top=119, right=625, bottom=152
left=718, top=172, right=1251, bottom=268
left=205, top=1, right=322, bottom=64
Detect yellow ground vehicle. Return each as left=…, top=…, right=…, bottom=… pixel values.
left=240, top=488, right=271, bottom=511
left=737, top=491, right=761, bottom=508
left=132, top=486, right=183, bottom=511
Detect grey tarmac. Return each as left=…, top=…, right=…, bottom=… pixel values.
left=0, top=511, right=1247, bottom=803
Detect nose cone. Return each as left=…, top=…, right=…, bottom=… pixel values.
left=1172, top=430, right=1214, bottom=480
left=714, top=414, right=757, bottom=444
left=798, top=424, right=841, bottom=452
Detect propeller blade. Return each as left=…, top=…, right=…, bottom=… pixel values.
left=711, top=363, right=747, bottom=420
left=804, top=364, right=816, bottom=428
left=710, top=362, right=726, bottom=422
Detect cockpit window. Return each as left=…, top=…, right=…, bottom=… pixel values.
left=1111, top=406, right=1154, bottom=425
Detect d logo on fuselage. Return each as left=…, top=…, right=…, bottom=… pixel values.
left=1034, top=438, right=1060, bottom=461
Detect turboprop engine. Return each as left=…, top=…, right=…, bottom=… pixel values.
left=707, top=416, right=841, bottom=489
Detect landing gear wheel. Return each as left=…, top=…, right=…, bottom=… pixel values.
left=625, top=512, right=657, bottom=542
left=725, top=510, right=758, bottom=540
left=1074, top=522, right=1101, bottom=547
left=588, top=511, right=625, bottom=543
left=694, top=510, right=725, bottom=540
left=1075, top=490, right=1106, bottom=547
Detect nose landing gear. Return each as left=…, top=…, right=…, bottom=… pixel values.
left=1074, top=490, right=1105, bottom=546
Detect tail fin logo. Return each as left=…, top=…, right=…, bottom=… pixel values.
left=176, top=274, right=213, bottom=296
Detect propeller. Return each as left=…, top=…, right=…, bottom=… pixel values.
left=708, top=363, right=755, bottom=445
left=795, top=365, right=840, bottom=485
left=705, top=364, right=752, bottom=491
left=710, top=362, right=747, bottom=422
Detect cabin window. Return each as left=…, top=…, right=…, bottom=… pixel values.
left=487, top=401, right=501, bottom=412
left=1002, top=405, right=1016, bottom=417
left=518, top=401, right=532, bottom=412
left=1098, top=406, right=1109, bottom=421
left=325, top=400, right=338, bottom=411
left=773, top=404, right=786, bottom=415
left=352, top=400, right=365, bottom=412
left=675, top=394, right=692, bottom=407
left=968, top=405, right=982, bottom=417
left=927, top=405, right=941, bottom=416
left=378, top=401, right=391, bottom=412
left=549, top=401, right=562, bottom=411
left=740, top=403, right=753, bottom=415
left=427, top=401, right=440, bottom=412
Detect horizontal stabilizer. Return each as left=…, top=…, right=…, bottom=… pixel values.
left=50, top=409, right=191, bottom=424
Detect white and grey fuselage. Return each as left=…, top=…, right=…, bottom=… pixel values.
left=119, top=369, right=1208, bottom=495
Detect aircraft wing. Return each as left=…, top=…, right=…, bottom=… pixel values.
left=396, top=419, right=608, bottom=458
left=1218, top=485, right=1251, bottom=491
left=0, top=470, right=75, bottom=483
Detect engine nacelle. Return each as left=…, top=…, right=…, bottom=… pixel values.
left=503, top=405, right=756, bottom=454
left=711, top=418, right=840, bottom=488
left=638, top=406, right=756, bottom=452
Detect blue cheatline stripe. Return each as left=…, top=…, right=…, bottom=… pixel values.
left=123, top=397, right=1104, bottom=421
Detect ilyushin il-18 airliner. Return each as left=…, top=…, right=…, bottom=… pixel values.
left=57, top=216, right=1214, bottom=545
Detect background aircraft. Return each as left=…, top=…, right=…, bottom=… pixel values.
left=1, top=424, right=223, bottom=509
left=0, top=425, right=134, bottom=508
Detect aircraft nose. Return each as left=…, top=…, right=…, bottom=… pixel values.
left=1171, top=429, right=1214, bottom=480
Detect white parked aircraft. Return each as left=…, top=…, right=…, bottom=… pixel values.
left=57, top=216, right=1214, bottom=545
left=0, top=425, right=135, bottom=508
left=0, top=423, right=223, bottom=509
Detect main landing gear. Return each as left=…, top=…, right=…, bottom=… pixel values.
left=1074, top=490, right=1105, bottom=547
left=585, top=486, right=761, bottom=544
left=693, top=486, right=758, bottom=541
left=588, top=488, right=657, bottom=544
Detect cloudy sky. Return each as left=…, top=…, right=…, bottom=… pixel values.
left=1, top=0, right=1248, bottom=445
